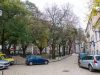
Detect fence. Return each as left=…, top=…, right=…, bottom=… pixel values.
left=88, top=50, right=100, bottom=55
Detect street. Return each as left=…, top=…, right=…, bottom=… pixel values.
left=0, top=54, right=100, bottom=75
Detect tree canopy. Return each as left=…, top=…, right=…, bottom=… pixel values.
left=0, top=0, right=85, bottom=58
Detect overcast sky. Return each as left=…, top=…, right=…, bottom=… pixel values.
left=21, top=0, right=90, bottom=29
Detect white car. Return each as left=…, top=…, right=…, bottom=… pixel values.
left=0, top=60, right=9, bottom=70
left=79, top=55, right=100, bottom=72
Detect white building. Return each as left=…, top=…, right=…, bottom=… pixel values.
left=85, top=7, right=100, bottom=54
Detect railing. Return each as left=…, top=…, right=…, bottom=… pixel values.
left=88, top=50, right=100, bottom=55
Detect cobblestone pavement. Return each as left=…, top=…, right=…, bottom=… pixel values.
left=0, top=54, right=100, bottom=75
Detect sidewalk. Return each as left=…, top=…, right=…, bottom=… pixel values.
left=13, top=55, right=71, bottom=65
left=13, top=56, right=25, bottom=65
left=49, top=55, right=71, bottom=62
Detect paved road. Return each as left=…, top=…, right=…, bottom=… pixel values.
left=0, top=54, right=100, bottom=75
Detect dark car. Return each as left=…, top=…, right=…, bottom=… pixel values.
left=26, top=55, right=49, bottom=65
left=78, top=53, right=88, bottom=66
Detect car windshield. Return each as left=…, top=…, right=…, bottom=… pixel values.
left=96, top=56, right=100, bottom=61
left=36, top=56, right=42, bottom=58
left=79, top=53, right=87, bottom=59
left=26, top=55, right=35, bottom=59
left=86, top=56, right=94, bottom=60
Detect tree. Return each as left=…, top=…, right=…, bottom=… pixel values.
left=29, top=18, right=50, bottom=54
left=65, top=25, right=77, bottom=54
left=23, top=1, right=50, bottom=55
left=0, top=0, right=29, bottom=54
left=44, top=4, right=78, bottom=58
left=24, top=0, right=41, bottom=18
left=0, top=0, right=81, bottom=57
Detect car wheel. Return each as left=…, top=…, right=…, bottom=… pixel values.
left=26, top=63, right=29, bottom=65
left=45, top=61, right=48, bottom=64
left=5, top=66, right=9, bottom=69
left=88, top=65, right=94, bottom=72
left=10, top=63, right=14, bottom=65
left=29, top=62, right=33, bottom=65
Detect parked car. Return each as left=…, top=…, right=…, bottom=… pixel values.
left=0, top=58, right=9, bottom=70
left=26, top=55, right=49, bottom=65
left=79, top=55, right=100, bottom=72
left=78, top=53, right=88, bottom=64
left=0, top=53, right=14, bottom=65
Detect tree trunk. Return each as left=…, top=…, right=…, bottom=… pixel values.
left=58, top=44, right=61, bottom=57
left=22, top=45, right=27, bottom=57
left=68, top=42, right=72, bottom=54
left=13, top=44, right=16, bottom=55
left=73, top=40, right=76, bottom=53
left=1, top=23, right=5, bottom=54
left=6, top=43, right=12, bottom=55
left=39, top=47, right=43, bottom=55
left=62, top=45, right=66, bottom=56
left=51, top=44, right=55, bottom=59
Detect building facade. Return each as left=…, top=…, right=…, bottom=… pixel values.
left=85, top=0, right=100, bottom=54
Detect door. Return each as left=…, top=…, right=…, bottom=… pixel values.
left=35, top=56, right=43, bottom=64
left=81, top=56, right=87, bottom=67
left=31, top=56, right=37, bottom=64
left=96, top=56, right=100, bottom=68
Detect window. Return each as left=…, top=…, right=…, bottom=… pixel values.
left=82, top=56, right=87, bottom=60
left=99, top=31, right=100, bottom=39
left=96, top=56, right=100, bottom=61
left=79, top=53, right=87, bottom=59
left=36, top=56, right=42, bottom=59
left=82, top=56, right=93, bottom=60
left=31, top=56, right=36, bottom=59
left=95, top=31, right=97, bottom=41
left=86, top=56, right=94, bottom=60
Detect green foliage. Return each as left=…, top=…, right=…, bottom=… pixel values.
left=0, top=0, right=31, bottom=53
left=30, top=19, right=50, bottom=50
left=0, top=0, right=82, bottom=56
left=95, top=0, right=100, bottom=7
